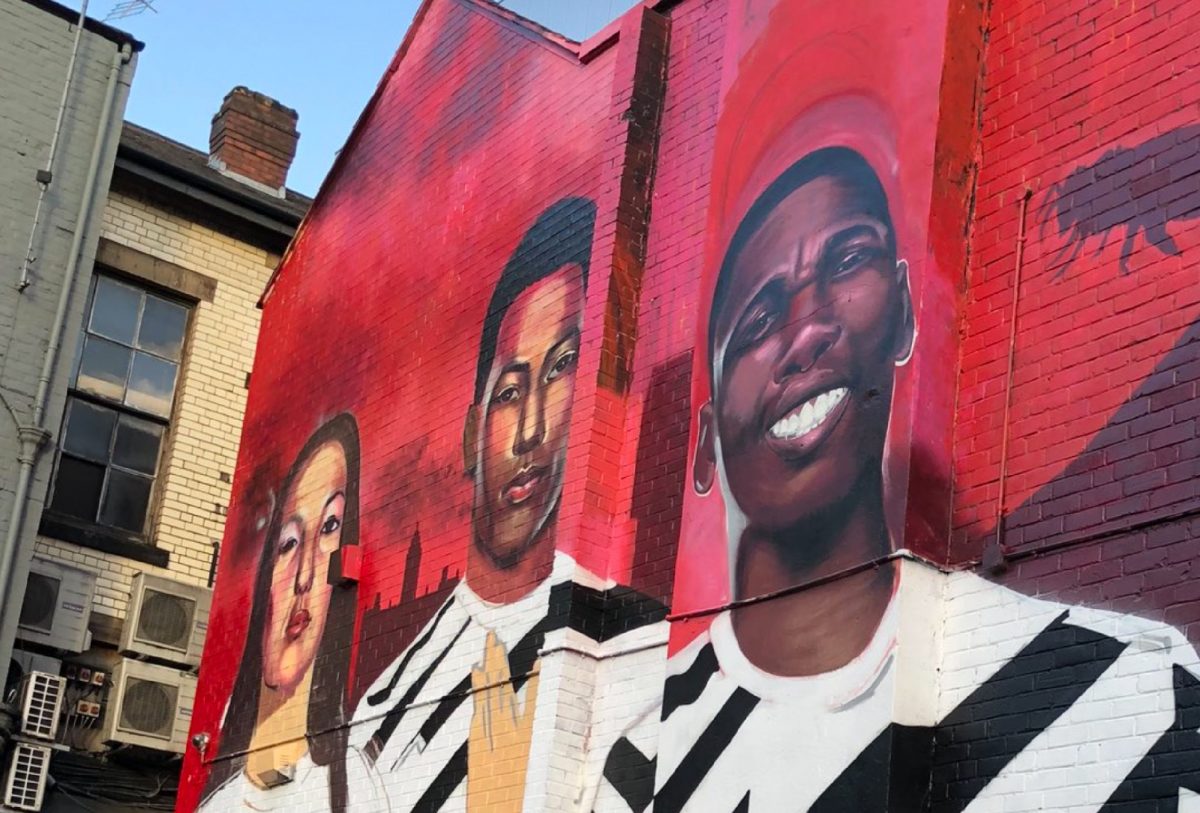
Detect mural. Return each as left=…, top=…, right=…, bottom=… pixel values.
left=198, top=414, right=372, bottom=811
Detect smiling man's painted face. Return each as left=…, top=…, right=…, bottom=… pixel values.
left=699, top=170, right=913, bottom=534
left=472, top=264, right=585, bottom=567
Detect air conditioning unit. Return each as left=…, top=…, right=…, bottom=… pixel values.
left=120, top=573, right=210, bottom=667
left=17, top=671, right=66, bottom=741
left=10, top=650, right=62, bottom=682
left=2, top=742, right=51, bottom=812
left=16, top=557, right=96, bottom=653
left=99, top=659, right=195, bottom=753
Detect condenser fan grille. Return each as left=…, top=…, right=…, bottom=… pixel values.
left=119, top=678, right=177, bottom=739
left=18, top=574, right=60, bottom=633
left=135, top=589, right=195, bottom=652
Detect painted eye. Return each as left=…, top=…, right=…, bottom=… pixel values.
left=734, top=307, right=778, bottom=351
left=831, top=246, right=878, bottom=278
left=546, top=350, right=577, bottom=382
left=278, top=535, right=299, bottom=555
left=321, top=515, right=341, bottom=535
left=493, top=384, right=520, bottom=405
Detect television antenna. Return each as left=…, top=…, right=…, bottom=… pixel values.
left=104, top=0, right=157, bottom=20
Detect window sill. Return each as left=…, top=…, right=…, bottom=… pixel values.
left=38, top=515, right=170, bottom=568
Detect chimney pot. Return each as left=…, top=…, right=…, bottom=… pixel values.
left=209, top=86, right=299, bottom=193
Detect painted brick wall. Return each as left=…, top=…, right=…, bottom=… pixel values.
left=33, top=184, right=277, bottom=623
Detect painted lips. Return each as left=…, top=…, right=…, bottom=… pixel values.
left=503, top=466, right=547, bottom=506
left=286, top=608, right=311, bottom=640
left=766, top=386, right=850, bottom=455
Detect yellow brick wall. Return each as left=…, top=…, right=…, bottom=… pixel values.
left=34, top=187, right=277, bottom=623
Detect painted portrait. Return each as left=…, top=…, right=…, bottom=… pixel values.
left=199, top=414, right=382, bottom=812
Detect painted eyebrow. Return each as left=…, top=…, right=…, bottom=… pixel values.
left=497, top=361, right=532, bottom=379
left=821, top=222, right=889, bottom=254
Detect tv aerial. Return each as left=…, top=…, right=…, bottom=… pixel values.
left=105, top=0, right=157, bottom=20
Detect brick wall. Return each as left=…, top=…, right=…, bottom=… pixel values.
left=0, top=0, right=135, bottom=670
left=33, top=185, right=277, bottom=623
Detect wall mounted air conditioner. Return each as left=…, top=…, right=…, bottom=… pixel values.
left=2, top=742, right=51, bottom=812
left=99, top=659, right=195, bottom=753
left=120, top=573, right=210, bottom=667
left=10, top=650, right=62, bottom=683
left=17, top=671, right=66, bottom=741
left=16, top=557, right=96, bottom=653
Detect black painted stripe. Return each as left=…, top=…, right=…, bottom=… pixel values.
left=662, top=643, right=718, bottom=720
left=367, top=596, right=457, bottom=706
left=411, top=741, right=468, bottom=813
left=1099, top=665, right=1200, bottom=809
left=732, top=791, right=750, bottom=813
left=368, top=616, right=471, bottom=760
left=655, top=687, right=760, bottom=813
left=603, top=736, right=656, bottom=813
left=930, top=611, right=1128, bottom=813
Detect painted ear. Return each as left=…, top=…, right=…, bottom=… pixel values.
left=463, top=405, right=481, bottom=477
left=893, top=259, right=916, bottom=365
left=693, top=402, right=717, bottom=495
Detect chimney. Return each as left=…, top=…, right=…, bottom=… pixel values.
left=209, top=87, right=299, bottom=195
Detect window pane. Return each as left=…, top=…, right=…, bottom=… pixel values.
left=137, top=297, right=188, bottom=360
left=49, top=456, right=104, bottom=521
left=89, top=277, right=141, bottom=345
left=125, top=353, right=178, bottom=418
left=112, top=415, right=163, bottom=475
left=62, top=399, right=117, bottom=462
left=77, top=337, right=131, bottom=402
left=99, top=470, right=152, bottom=533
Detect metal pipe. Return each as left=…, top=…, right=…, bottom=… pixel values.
left=18, top=0, right=92, bottom=292
left=983, top=187, right=1034, bottom=572
left=0, top=43, right=132, bottom=664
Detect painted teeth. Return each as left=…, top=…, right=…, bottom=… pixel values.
left=769, top=387, right=848, bottom=441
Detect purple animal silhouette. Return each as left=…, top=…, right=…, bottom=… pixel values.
left=1039, top=124, right=1200, bottom=276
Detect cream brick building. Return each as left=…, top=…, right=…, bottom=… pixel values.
left=28, top=104, right=309, bottom=640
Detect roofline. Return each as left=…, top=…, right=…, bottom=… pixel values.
left=259, top=0, right=687, bottom=306
left=116, top=139, right=305, bottom=231
left=21, top=0, right=145, bottom=51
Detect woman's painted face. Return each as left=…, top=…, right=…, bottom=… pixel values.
left=707, top=175, right=911, bottom=533
left=262, top=441, right=347, bottom=694
left=474, top=265, right=584, bottom=566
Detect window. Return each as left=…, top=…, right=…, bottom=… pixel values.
left=44, top=275, right=190, bottom=547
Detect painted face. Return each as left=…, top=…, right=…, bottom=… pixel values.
left=707, top=175, right=911, bottom=533
left=474, top=265, right=584, bottom=566
left=262, top=441, right=347, bottom=693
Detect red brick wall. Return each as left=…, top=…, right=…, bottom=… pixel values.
left=952, top=0, right=1200, bottom=645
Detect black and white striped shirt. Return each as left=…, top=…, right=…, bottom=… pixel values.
left=600, top=566, right=1200, bottom=812
left=347, top=556, right=668, bottom=813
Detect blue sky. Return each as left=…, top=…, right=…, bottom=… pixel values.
left=106, top=0, right=627, bottom=196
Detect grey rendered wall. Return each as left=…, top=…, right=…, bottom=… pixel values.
left=0, top=0, right=135, bottom=668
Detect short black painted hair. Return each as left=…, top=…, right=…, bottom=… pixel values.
left=707, top=147, right=896, bottom=365
left=472, top=196, right=597, bottom=405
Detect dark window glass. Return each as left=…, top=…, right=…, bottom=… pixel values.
left=112, top=416, right=163, bottom=476
left=99, top=470, right=152, bottom=533
left=77, top=337, right=131, bottom=402
left=125, top=353, right=178, bottom=418
left=62, top=400, right=116, bottom=462
left=138, top=297, right=188, bottom=361
left=46, top=275, right=192, bottom=542
left=48, top=456, right=104, bottom=521
left=89, top=277, right=140, bottom=345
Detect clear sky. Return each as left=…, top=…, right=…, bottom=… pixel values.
left=104, top=0, right=628, bottom=197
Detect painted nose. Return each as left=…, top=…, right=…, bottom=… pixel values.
left=514, top=385, right=546, bottom=456
left=294, top=534, right=315, bottom=594
left=776, top=289, right=842, bottom=381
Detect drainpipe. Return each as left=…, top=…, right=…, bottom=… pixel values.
left=0, top=43, right=133, bottom=666
left=18, top=0, right=91, bottom=292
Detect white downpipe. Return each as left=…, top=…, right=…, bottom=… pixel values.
left=18, top=0, right=92, bottom=292
left=0, top=43, right=132, bottom=665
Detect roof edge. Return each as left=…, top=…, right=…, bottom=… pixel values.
left=21, top=0, right=145, bottom=51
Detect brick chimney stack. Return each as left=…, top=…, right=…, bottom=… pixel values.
left=209, top=87, right=299, bottom=194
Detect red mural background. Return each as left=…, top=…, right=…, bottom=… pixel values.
left=180, top=2, right=619, bottom=806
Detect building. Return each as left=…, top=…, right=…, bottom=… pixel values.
left=0, top=3, right=311, bottom=808
left=185, top=0, right=1200, bottom=811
